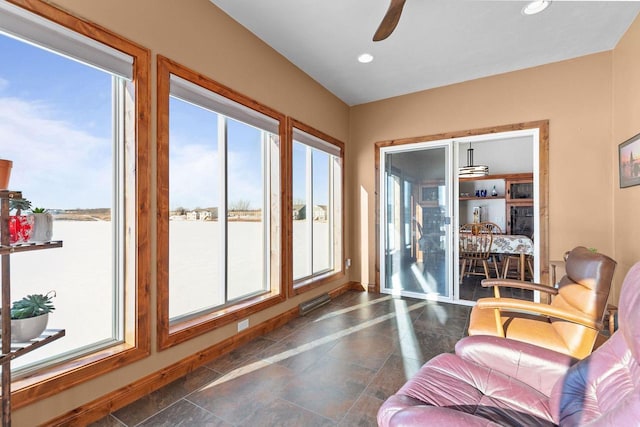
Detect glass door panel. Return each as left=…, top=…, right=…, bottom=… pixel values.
left=381, top=145, right=450, bottom=300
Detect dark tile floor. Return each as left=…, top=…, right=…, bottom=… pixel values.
left=460, top=274, right=533, bottom=301
left=90, top=290, right=472, bottom=427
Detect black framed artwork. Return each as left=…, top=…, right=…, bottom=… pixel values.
left=619, top=132, right=640, bottom=188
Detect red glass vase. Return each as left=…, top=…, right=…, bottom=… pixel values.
left=9, top=215, right=34, bottom=244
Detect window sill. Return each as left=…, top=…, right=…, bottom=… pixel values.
left=292, top=270, right=345, bottom=296
left=159, top=291, right=285, bottom=350
left=11, top=341, right=148, bottom=409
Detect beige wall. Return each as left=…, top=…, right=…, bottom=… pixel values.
left=14, top=0, right=350, bottom=425
left=350, top=52, right=616, bottom=290
left=613, top=14, right=640, bottom=295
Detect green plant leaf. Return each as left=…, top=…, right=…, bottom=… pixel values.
left=10, top=292, right=55, bottom=319
left=9, top=198, right=31, bottom=214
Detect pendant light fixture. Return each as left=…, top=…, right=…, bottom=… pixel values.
left=459, top=143, right=489, bottom=178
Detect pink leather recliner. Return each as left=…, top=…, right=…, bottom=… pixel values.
left=377, top=262, right=640, bottom=426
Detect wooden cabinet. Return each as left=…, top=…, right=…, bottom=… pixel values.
left=460, top=173, right=533, bottom=235
left=504, top=175, right=533, bottom=236
left=506, top=177, right=533, bottom=202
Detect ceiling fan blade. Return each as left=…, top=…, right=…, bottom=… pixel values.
left=373, top=0, right=407, bottom=41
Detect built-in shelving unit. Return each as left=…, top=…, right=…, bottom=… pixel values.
left=459, top=173, right=533, bottom=235
left=1, top=190, right=65, bottom=427
left=459, top=195, right=505, bottom=201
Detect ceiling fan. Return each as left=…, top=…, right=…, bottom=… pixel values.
left=373, top=0, right=407, bottom=41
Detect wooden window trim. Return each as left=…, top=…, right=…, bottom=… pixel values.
left=6, top=0, right=151, bottom=409
left=286, top=118, right=346, bottom=297
left=156, top=56, right=286, bottom=350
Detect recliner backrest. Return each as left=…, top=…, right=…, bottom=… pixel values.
left=550, top=246, right=616, bottom=357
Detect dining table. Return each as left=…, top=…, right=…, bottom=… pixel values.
left=490, top=234, right=534, bottom=281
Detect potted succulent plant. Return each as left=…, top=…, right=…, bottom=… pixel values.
left=7, top=291, right=56, bottom=342
left=30, top=206, right=53, bottom=242
left=8, top=198, right=33, bottom=243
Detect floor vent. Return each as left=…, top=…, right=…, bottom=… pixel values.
left=299, top=293, right=331, bottom=316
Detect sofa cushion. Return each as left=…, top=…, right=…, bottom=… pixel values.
left=456, top=335, right=578, bottom=396
left=380, top=353, right=555, bottom=426
left=550, top=261, right=640, bottom=426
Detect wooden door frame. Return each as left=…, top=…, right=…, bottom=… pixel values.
left=373, top=120, right=550, bottom=294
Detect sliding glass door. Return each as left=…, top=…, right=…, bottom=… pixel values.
left=380, top=143, right=452, bottom=300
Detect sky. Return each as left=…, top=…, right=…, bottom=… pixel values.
left=169, top=97, right=265, bottom=210
left=0, top=31, right=329, bottom=211
left=0, top=33, right=112, bottom=209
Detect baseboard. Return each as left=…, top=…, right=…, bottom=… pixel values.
left=329, top=280, right=363, bottom=298
left=47, top=281, right=362, bottom=426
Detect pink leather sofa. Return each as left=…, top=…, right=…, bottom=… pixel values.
left=377, top=262, right=640, bottom=426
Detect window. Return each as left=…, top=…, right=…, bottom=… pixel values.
left=157, top=56, right=284, bottom=349
left=0, top=0, right=149, bottom=406
left=290, top=120, right=344, bottom=292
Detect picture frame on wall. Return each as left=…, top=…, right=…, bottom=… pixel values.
left=619, top=132, right=640, bottom=188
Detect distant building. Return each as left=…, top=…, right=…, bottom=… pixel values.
left=313, top=205, right=327, bottom=221
left=293, top=204, right=306, bottom=220
left=293, top=204, right=327, bottom=221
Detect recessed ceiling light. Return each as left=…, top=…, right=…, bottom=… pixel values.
left=358, top=53, right=374, bottom=64
left=522, top=0, right=550, bottom=15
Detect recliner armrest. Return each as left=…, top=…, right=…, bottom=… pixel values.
left=455, top=335, right=578, bottom=396
left=476, top=297, right=603, bottom=330
left=481, top=278, right=559, bottom=295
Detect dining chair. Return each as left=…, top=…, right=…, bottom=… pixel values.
left=502, top=252, right=534, bottom=280
left=496, top=226, right=534, bottom=281
left=479, top=221, right=503, bottom=278
left=459, top=223, right=494, bottom=280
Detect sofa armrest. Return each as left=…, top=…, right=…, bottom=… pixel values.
left=481, top=278, right=559, bottom=295
left=455, top=335, right=578, bottom=396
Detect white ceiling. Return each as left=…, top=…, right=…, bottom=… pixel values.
left=209, top=0, right=640, bottom=106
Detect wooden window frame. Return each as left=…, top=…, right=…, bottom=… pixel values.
left=287, top=118, right=346, bottom=296
left=6, top=0, right=151, bottom=409
left=156, top=56, right=286, bottom=350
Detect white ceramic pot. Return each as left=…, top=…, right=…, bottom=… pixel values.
left=31, top=212, right=53, bottom=242
left=10, top=313, right=49, bottom=342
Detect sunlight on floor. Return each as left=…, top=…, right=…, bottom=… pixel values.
left=312, top=295, right=393, bottom=322
left=199, top=297, right=428, bottom=390
left=410, top=263, right=437, bottom=294
left=392, top=298, right=423, bottom=378
left=430, top=305, right=449, bottom=325
left=390, top=272, right=403, bottom=296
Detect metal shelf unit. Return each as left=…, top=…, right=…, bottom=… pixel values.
left=0, top=190, right=65, bottom=427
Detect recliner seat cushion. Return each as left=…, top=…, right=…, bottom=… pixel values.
left=468, top=310, right=573, bottom=355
